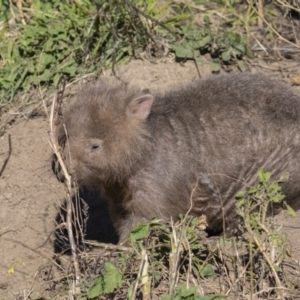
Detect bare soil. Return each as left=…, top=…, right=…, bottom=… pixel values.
left=1, top=58, right=300, bottom=299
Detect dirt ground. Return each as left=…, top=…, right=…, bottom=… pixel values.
left=1, top=57, right=300, bottom=299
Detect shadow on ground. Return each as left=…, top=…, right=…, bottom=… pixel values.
left=54, top=189, right=119, bottom=254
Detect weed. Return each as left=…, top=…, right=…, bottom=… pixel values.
left=43, top=168, right=298, bottom=299
left=0, top=0, right=164, bottom=103
left=169, top=16, right=253, bottom=72
left=234, top=168, right=295, bottom=299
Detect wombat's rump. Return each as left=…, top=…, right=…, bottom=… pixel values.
left=56, top=73, right=300, bottom=242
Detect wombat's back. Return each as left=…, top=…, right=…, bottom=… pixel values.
left=133, top=73, right=300, bottom=234
left=151, top=73, right=300, bottom=122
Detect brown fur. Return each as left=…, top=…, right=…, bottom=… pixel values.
left=56, top=74, right=300, bottom=241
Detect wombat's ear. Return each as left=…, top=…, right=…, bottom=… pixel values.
left=127, top=94, right=154, bottom=120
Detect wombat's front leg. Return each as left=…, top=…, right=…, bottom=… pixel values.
left=104, top=186, right=149, bottom=243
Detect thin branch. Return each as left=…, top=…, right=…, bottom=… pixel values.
left=257, top=0, right=264, bottom=28
left=48, top=76, right=81, bottom=295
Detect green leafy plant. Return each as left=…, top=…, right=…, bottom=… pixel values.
left=87, top=262, right=123, bottom=299
left=236, top=168, right=295, bottom=229
left=161, top=283, right=225, bottom=300
left=169, top=15, right=253, bottom=72
left=234, top=168, right=295, bottom=299
left=72, top=217, right=220, bottom=299
left=0, top=0, right=162, bottom=103
left=0, top=0, right=260, bottom=106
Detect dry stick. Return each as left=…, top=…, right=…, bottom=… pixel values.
left=245, top=223, right=285, bottom=299
left=168, top=183, right=198, bottom=295
left=257, top=0, right=264, bottom=28
left=84, top=240, right=133, bottom=253
left=140, top=250, right=151, bottom=300
left=131, top=249, right=148, bottom=300
left=251, top=46, right=300, bottom=52
left=224, top=242, right=255, bottom=297
left=172, top=179, right=206, bottom=295
left=291, top=18, right=300, bottom=46
left=184, top=230, right=193, bottom=290
left=168, top=220, right=181, bottom=296
left=49, top=80, right=81, bottom=296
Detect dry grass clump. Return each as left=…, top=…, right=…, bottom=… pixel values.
left=36, top=201, right=300, bottom=299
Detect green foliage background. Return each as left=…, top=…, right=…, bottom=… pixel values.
left=0, top=0, right=255, bottom=104
left=0, top=0, right=149, bottom=102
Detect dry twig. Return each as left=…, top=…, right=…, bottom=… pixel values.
left=48, top=76, right=81, bottom=296
left=257, top=0, right=264, bottom=28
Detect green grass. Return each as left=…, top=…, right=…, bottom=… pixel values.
left=0, top=0, right=256, bottom=106
left=1, top=1, right=298, bottom=107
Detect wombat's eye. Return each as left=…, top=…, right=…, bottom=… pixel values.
left=86, top=139, right=103, bottom=153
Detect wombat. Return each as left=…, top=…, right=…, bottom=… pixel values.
left=55, top=73, right=300, bottom=242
